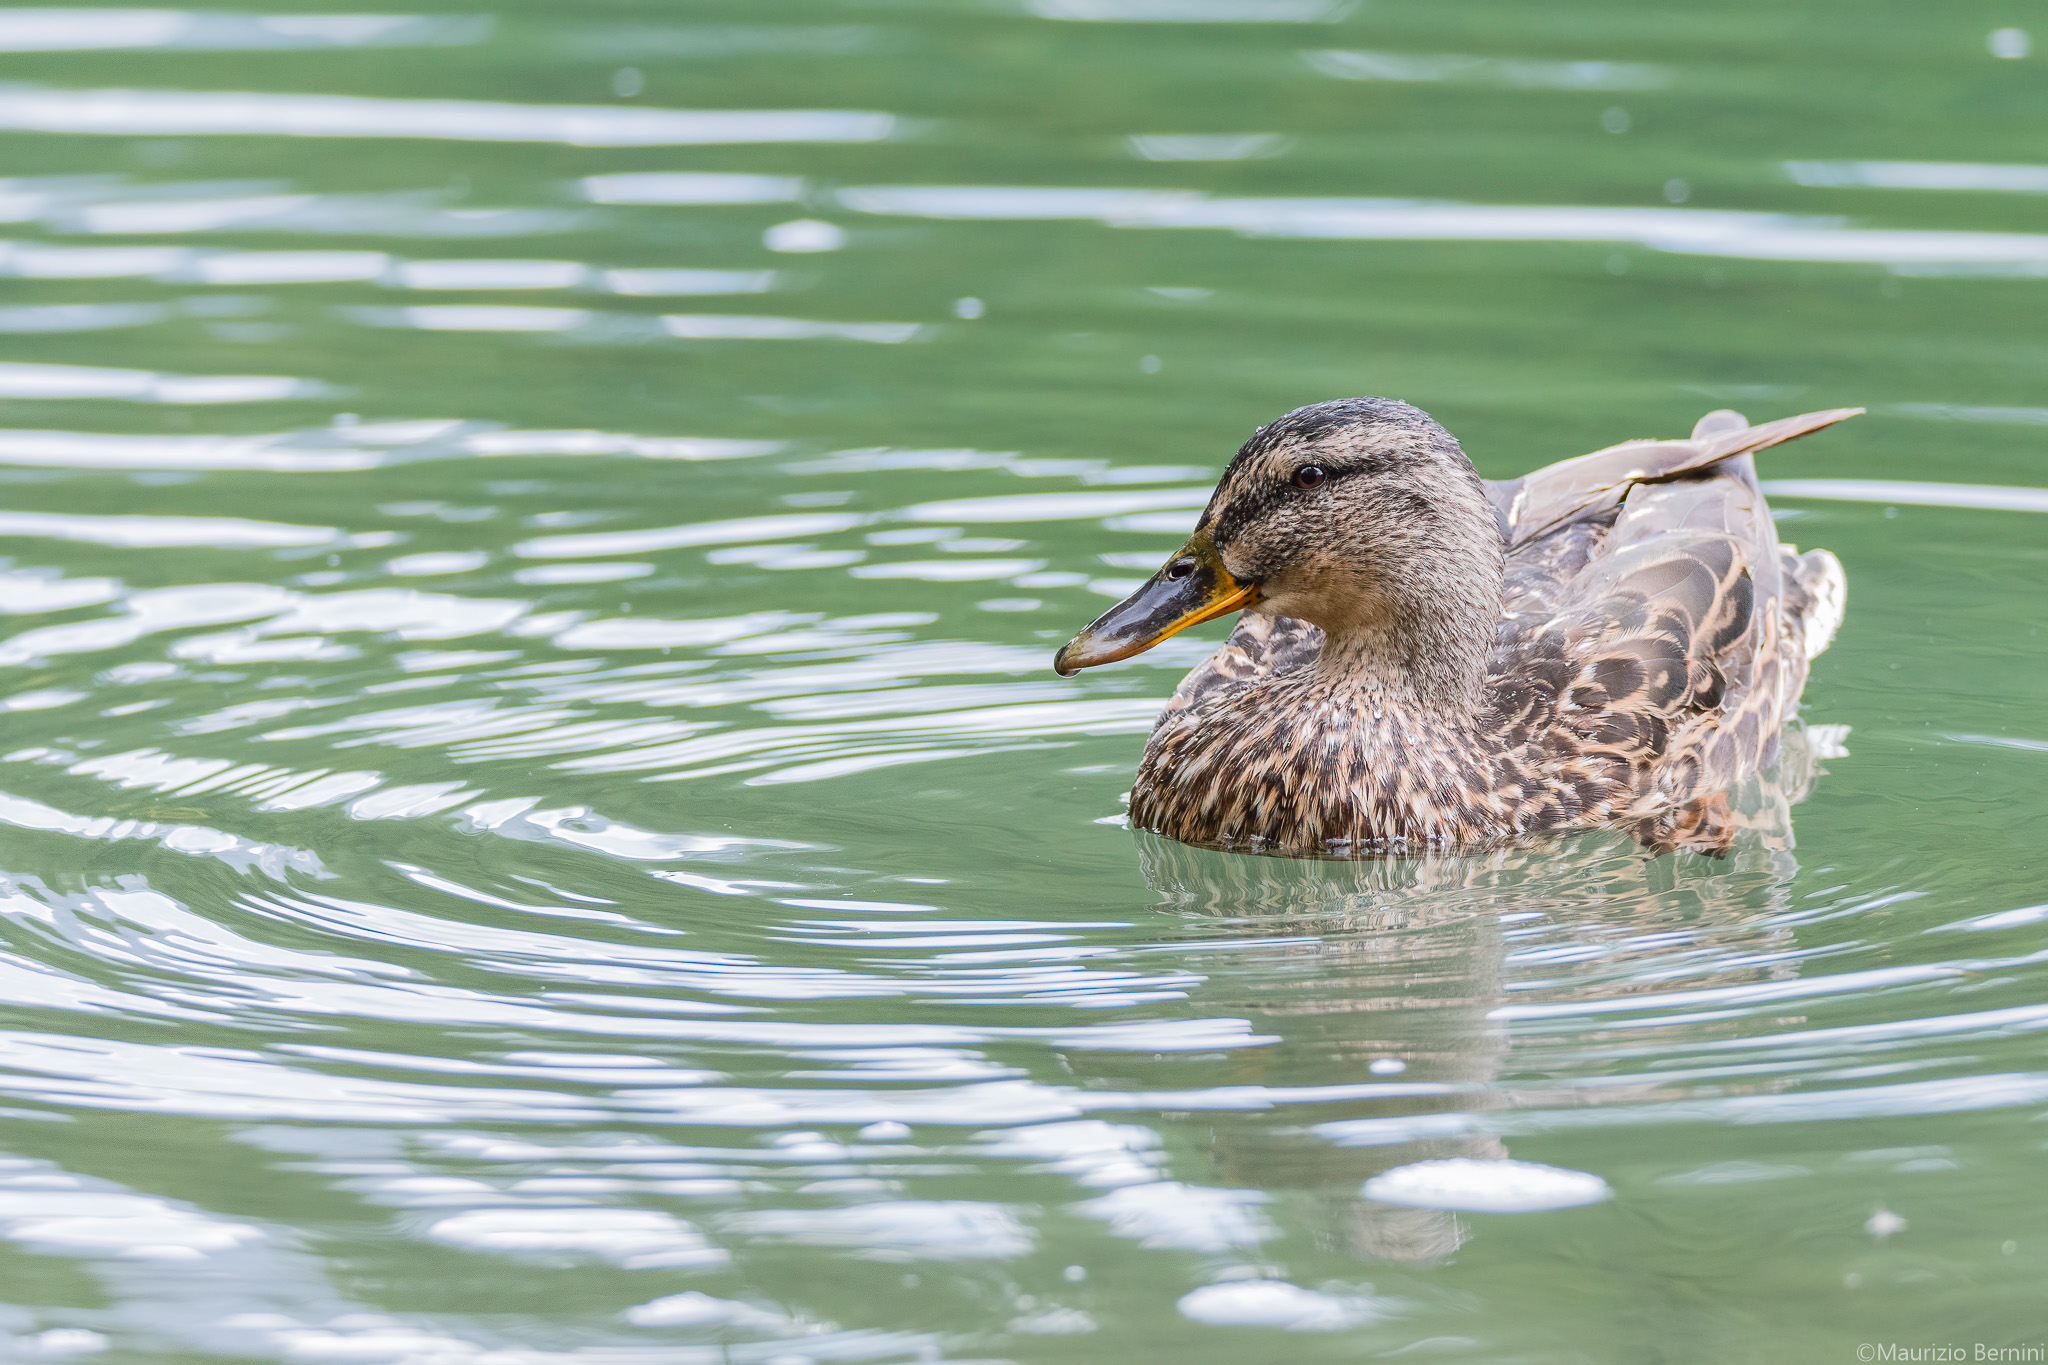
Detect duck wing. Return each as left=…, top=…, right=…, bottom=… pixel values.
left=1491, top=427, right=1851, bottom=855
left=1486, top=406, right=1863, bottom=551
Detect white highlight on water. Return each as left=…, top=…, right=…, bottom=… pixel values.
left=0, top=88, right=894, bottom=146
left=1362, top=1158, right=1613, bottom=1213
left=1176, top=1280, right=1383, bottom=1331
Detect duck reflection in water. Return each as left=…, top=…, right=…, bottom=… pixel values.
left=1129, top=724, right=1840, bottom=1262
left=1055, top=400, right=1857, bottom=858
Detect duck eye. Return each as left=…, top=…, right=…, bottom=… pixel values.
left=1291, top=464, right=1326, bottom=490
left=1165, top=558, right=1196, bottom=581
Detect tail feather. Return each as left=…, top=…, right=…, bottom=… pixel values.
left=1493, top=406, right=1864, bottom=550
left=1782, top=545, right=1847, bottom=660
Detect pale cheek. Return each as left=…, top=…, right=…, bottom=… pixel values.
left=1270, top=565, right=1391, bottom=632
left=1248, top=574, right=1321, bottom=623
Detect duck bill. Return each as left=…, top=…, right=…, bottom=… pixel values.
left=1053, top=533, right=1260, bottom=676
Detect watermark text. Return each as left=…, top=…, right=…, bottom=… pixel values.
left=1856, top=1346, right=2045, bottom=1363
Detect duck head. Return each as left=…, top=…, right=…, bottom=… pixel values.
left=1055, top=396, right=1505, bottom=705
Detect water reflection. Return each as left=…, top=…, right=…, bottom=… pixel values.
left=1140, top=834, right=1506, bottom=1262
left=837, top=181, right=2048, bottom=268
left=0, top=90, right=896, bottom=146
left=1304, top=49, right=1668, bottom=89
left=0, top=360, right=320, bottom=404
left=1028, top=0, right=1354, bottom=20
left=1135, top=732, right=1838, bottom=1263
left=0, top=419, right=779, bottom=470
left=1786, top=161, right=2048, bottom=193
left=0, top=10, right=491, bottom=53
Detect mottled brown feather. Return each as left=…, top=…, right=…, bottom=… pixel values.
left=1127, top=406, right=1857, bottom=858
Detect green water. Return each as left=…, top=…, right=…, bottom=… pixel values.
left=0, top=1, right=2045, bottom=1359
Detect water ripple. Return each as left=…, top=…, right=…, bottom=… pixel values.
left=0, top=5, right=2040, bottom=1354
left=0, top=88, right=897, bottom=146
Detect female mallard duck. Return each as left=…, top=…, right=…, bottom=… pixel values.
left=1054, top=398, right=1860, bottom=857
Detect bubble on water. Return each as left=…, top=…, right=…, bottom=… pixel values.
left=1989, top=28, right=2030, bottom=58
left=612, top=66, right=643, bottom=97
left=1865, top=1207, right=1907, bottom=1240
left=1368, top=1058, right=1406, bottom=1075
left=1601, top=106, right=1630, bottom=133
left=1664, top=178, right=1689, bottom=204
left=954, top=296, right=984, bottom=318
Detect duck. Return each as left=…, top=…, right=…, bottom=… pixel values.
left=1053, top=398, right=1860, bottom=858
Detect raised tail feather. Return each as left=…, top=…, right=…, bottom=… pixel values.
left=1487, top=405, right=1864, bottom=550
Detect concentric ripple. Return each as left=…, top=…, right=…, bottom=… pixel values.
left=1, top=1, right=2045, bottom=1360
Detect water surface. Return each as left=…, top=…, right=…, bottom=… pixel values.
left=1, top=1, right=2046, bottom=1359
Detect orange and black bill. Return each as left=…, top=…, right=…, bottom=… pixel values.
left=1053, top=531, right=1260, bottom=676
